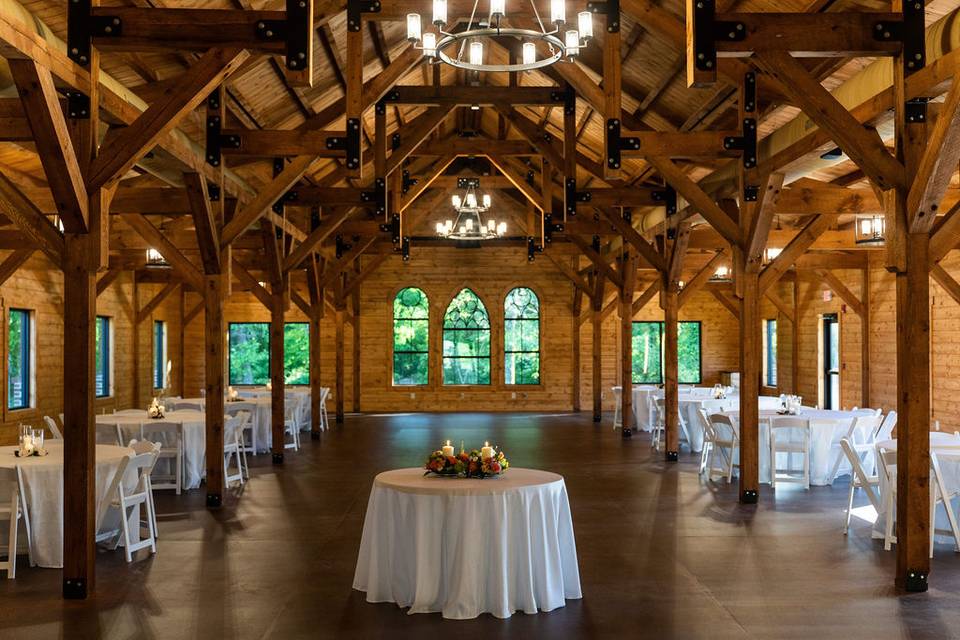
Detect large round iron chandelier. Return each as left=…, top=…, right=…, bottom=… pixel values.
left=406, top=0, right=594, bottom=72
left=436, top=179, right=507, bottom=240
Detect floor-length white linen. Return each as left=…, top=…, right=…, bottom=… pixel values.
left=96, top=410, right=206, bottom=488
left=353, top=468, right=582, bottom=619
left=0, top=442, right=131, bottom=568
left=719, top=407, right=875, bottom=485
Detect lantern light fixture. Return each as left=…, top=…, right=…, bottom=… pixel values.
left=854, top=214, right=885, bottom=244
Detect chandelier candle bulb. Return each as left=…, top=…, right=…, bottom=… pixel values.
left=466, top=193, right=477, bottom=208
left=406, top=13, right=422, bottom=41
left=565, top=30, right=580, bottom=56
left=482, top=194, right=491, bottom=208
left=469, top=41, right=484, bottom=66
left=452, top=194, right=462, bottom=208
left=551, top=0, right=565, bottom=24
left=432, top=0, right=447, bottom=25
left=578, top=11, right=593, bottom=40
left=488, top=219, right=496, bottom=231
left=422, top=32, right=437, bottom=56
left=522, top=41, right=536, bottom=65
left=490, top=0, right=505, bottom=17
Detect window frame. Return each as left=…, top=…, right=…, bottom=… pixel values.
left=503, top=287, right=541, bottom=386
left=442, top=288, right=492, bottom=386
left=153, top=320, right=167, bottom=391
left=763, top=318, right=778, bottom=388
left=95, top=315, right=113, bottom=398
left=227, top=322, right=271, bottom=386
left=630, top=320, right=703, bottom=385
left=392, top=287, right=430, bottom=387
left=7, top=308, right=33, bottom=411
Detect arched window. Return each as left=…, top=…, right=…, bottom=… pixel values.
left=393, top=287, right=429, bottom=385
left=442, top=288, right=490, bottom=385
left=504, top=287, right=540, bottom=385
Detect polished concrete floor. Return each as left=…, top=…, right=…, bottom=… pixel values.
left=1, top=412, right=960, bottom=639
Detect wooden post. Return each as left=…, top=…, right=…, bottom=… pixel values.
left=352, top=260, right=361, bottom=413
left=572, top=285, right=582, bottom=412
left=619, top=254, right=636, bottom=437
left=662, top=276, right=679, bottom=458
left=202, top=274, right=225, bottom=506
left=61, top=235, right=97, bottom=599
left=270, top=273, right=287, bottom=463
left=591, top=274, right=604, bottom=422
left=308, top=262, right=323, bottom=439
left=738, top=264, right=761, bottom=503
left=335, top=282, right=346, bottom=423
left=861, top=264, right=871, bottom=408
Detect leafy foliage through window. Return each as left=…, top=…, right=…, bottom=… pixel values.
left=764, top=319, right=778, bottom=387
left=393, top=287, right=429, bottom=385
left=504, top=287, right=540, bottom=384
left=8, top=309, right=30, bottom=410
left=443, top=288, right=490, bottom=385
left=631, top=321, right=702, bottom=384
left=228, top=322, right=311, bottom=385
left=96, top=316, right=111, bottom=397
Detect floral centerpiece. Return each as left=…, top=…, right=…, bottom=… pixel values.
left=424, top=441, right=510, bottom=479
left=147, top=397, right=165, bottom=419
left=15, top=425, right=46, bottom=457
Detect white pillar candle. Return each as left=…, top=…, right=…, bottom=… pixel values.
left=481, top=441, right=494, bottom=460
left=441, top=440, right=455, bottom=457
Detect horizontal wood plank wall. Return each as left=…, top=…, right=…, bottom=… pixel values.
left=6, top=247, right=960, bottom=442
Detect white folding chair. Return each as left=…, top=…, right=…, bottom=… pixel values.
left=840, top=437, right=881, bottom=535
left=611, top=387, right=622, bottom=431
left=283, top=404, right=301, bottom=451
left=769, top=416, right=810, bottom=489
left=697, top=408, right=714, bottom=475
left=0, top=468, right=28, bottom=578
left=930, top=448, right=960, bottom=556
left=319, top=387, right=331, bottom=430
left=654, top=398, right=691, bottom=452
left=174, top=402, right=202, bottom=412
left=127, top=439, right=161, bottom=540
left=225, top=402, right=257, bottom=456
left=43, top=416, right=62, bottom=440
left=874, top=411, right=897, bottom=443
left=223, top=412, right=249, bottom=486
left=140, top=422, right=183, bottom=495
left=97, top=447, right=159, bottom=562
left=875, top=443, right=898, bottom=550
left=651, top=399, right=665, bottom=451
left=706, top=413, right=739, bottom=483
left=829, top=413, right=884, bottom=484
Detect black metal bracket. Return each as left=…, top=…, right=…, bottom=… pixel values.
left=206, top=112, right=223, bottom=167
left=379, top=213, right=400, bottom=244
left=722, top=118, right=757, bottom=169
left=402, top=170, right=418, bottom=194
left=905, top=569, right=929, bottom=593
left=743, top=185, right=759, bottom=202
left=527, top=237, right=544, bottom=262
left=622, top=428, right=633, bottom=439
left=543, top=213, right=564, bottom=245
left=346, top=119, right=361, bottom=169
left=605, top=119, right=641, bottom=170
left=63, top=577, right=87, bottom=600
left=665, top=450, right=678, bottom=461
left=206, top=492, right=223, bottom=508
left=742, top=72, right=756, bottom=113
left=391, top=132, right=401, bottom=151
left=586, top=0, right=620, bottom=32
left=335, top=235, right=352, bottom=259
left=347, top=0, right=382, bottom=31
left=401, top=236, right=410, bottom=261
left=652, top=188, right=677, bottom=216
left=67, top=1, right=123, bottom=66
left=906, top=97, right=928, bottom=123
left=272, top=452, right=284, bottom=464
left=457, top=177, right=481, bottom=189
left=565, top=179, right=593, bottom=216
left=64, top=91, right=90, bottom=119
left=208, top=183, right=221, bottom=202
left=370, top=177, right=387, bottom=216
left=690, top=0, right=746, bottom=74
left=591, top=235, right=601, bottom=253
left=561, top=85, right=576, bottom=115
left=310, top=431, right=321, bottom=440
left=310, top=208, right=321, bottom=231
left=741, top=489, right=758, bottom=504
left=284, top=0, right=311, bottom=71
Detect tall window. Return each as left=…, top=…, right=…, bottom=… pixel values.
left=284, top=323, right=309, bottom=385
left=504, top=287, right=540, bottom=385
left=7, top=309, right=31, bottom=410
left=763, top=319, right=778, bottom=388
left=631, top=321, right=702, bottom=385
left=443, top=288, right=490, bottom=385
left=153, top=320, right=167, bottom=390
left=95, top=316, right=112, bottom=397
left=393, top=287, right=429, bottom=385
left=228, top=323, right=270, bottom=385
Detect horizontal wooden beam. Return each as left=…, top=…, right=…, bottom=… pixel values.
left=219, top=129, right=345, bottom=157
left=383, top=85, right=566, bottom=106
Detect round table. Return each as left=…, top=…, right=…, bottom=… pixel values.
left=720, top=407, right=876, bottom=485
left=0, top=441, right=131, bottom=568
left=353, top=467, right=582, bottom=619
left=96, top=410, right=206, bottom=489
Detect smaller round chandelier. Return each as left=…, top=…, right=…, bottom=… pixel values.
left=436, top=179, right=507, bottom=240
left=406, top=0, right=594, bottom=73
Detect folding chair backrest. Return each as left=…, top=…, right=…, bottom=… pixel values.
left=875, top=444, right=897, bottom=485
left=122, top=449, right=159, bottom=496
left=612, top=387, right=622, bottom=403
left=320, top=387, right=330, bottom=403
left=43, top=415, right=63, bottom=440
left=875, top=411, right=897, bottom=442
left=95, top=454, right=130, bottom=532
left=769, top=417, right=809, bottom=445
left=709, top=413, right=737, bottom=442
left=224, top=414, right=243, bottom=442
left=175, top=402, right=202, bottom=412
left=841, top=437, right=881, bottom=510
left=851, top=414, right=884, bottom=446
left=697, top=408, right=714, bottom=442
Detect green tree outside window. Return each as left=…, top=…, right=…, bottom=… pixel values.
left=443, top=288, right=490, bottom=385
left=393, top=287, right=430, bottom=385
left=504, top=287, right=540, bottom=384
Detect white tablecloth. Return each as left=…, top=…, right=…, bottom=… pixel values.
left=0, top=442, right=131, bottom=568
left=719, top=407, right=875, bottom=485
left=353, top=467, right=582, bottom=619
left=172, top=397, right=273, bottom=453
left=96, top=410, right=206, bottom=489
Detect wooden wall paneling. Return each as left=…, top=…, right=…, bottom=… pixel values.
left=591, top=273, right=604, bottom=422
left=619, top=254, right=636, bottom=436
left=572, top=284, right=582, bottom=412
left=352, top=259, right=361, bottom=413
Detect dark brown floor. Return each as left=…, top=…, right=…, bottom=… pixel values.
left=2, top=412, right=960, bottom=639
